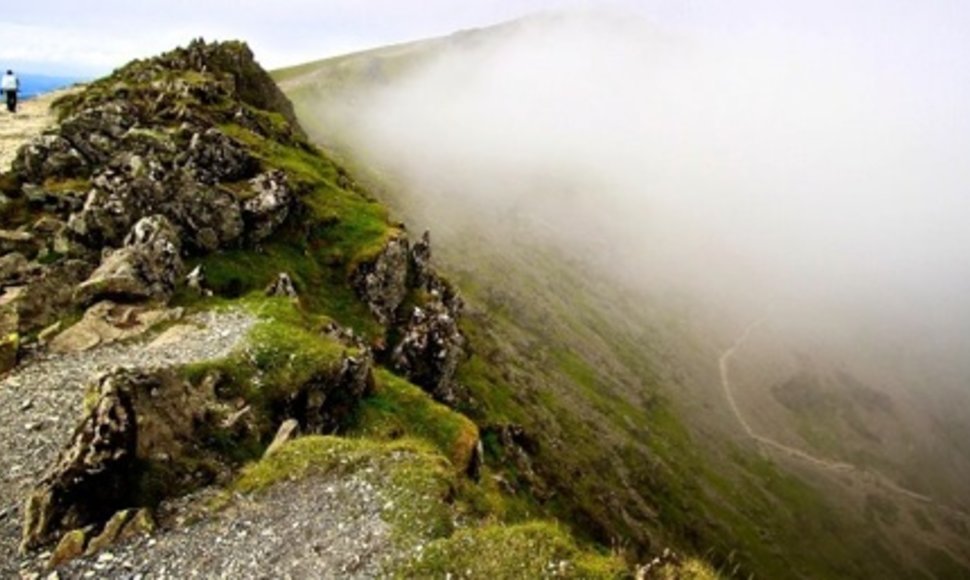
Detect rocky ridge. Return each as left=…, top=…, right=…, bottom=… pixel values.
left=0, top=38, right=640, bottom=580
left=0, top=38, right=514, bottom=579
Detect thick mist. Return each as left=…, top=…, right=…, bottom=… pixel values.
left=316, top=8, right=970, bottom=386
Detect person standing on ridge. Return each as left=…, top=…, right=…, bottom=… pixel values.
left=1, top=70, right=20, bottom=113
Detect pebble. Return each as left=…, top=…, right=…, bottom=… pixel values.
left=0, top=310, right=256, bottom=576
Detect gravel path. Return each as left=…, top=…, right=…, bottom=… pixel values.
left=50, top=471, right=398, bottom=579
left=0, top=309, right=255, bottom=578
left=0, top=89, right=77, bottom=171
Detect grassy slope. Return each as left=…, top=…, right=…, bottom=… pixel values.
left=274, top=38, right=970, bottom=579
left=3, top=47, right=641, bottom=577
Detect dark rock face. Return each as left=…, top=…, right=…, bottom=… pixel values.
left=352, top=230, right=469, bottom=404
left=22, top=370, right=139, bottom=550
left=243, top=171, right=293, bottom=243
left=352, top=235, right=411, bottom=326
left=181, top=128, right=258, bottom=185
left=13, top=135, right=88, bottom=183
left=281, top=350, right=375, bottom=434
left=391, top=289, right=466, bottom=405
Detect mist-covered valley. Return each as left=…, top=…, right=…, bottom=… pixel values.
left=278, top=4, right=970, bottom=576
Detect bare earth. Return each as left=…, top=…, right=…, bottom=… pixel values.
left=0, top=89, right=78, bottom=171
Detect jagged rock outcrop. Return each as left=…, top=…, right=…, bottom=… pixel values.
left=0, top=39, right=309, bottom=366
left=244, top=171, right=293, bottom=242
left=353, top=230, right=468, bottom=403
left=391, top=290, right=466, bottom=404
left=352, top=234, right=410, bottom=326
left=21, top=367, right=233, bottom=550
left=76, top=215, right=183, bottom=304
left=22, top=370, right=139, bottom=550
left=181, top=128, right=258, bottom=185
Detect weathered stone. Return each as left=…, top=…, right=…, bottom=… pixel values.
left=58, top=102, right=139, bottom=167
left=12, top=134, right=88, bottom=183
left=75, top=215, right=183, bottom=304
left=47, top=527, right=91, bottom=569
left=180, top=128, right=258, bottom=184
left=170, top=181, right=244, bottom=252
left=22, top=371, right=139, bottom=551
left=351, top=235, right=410, bottom=326
left=409, top=230, right=432, bottom=288
left=283, top=351, right=374, bottom=434
left=0, top=303, right=19, bottom=373
left=37, top=321, right=62, bottom=344
left=83, top=508, right=154, bottom=556
left=264, top=419, right=300, bottom=458
left=243, top=171, right=293, bottom=242
left=0, top=229, right=38, bottom=257
left=185, top=265, right=211, bottom=296
left=50, top=301, right=182, bottom=353
left=21, top=368, right=220, bottom=550
left=0, top=259, right=91, bottom=337
left=0, top=252, right=31, bottom=285
left=390, top=294, right=466, bottom=405
left=265, top=272, right=298, bottom=300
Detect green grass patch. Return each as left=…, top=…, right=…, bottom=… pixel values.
left=349, top=369, right=479, bottom=470
left=398, top=521, right=625, bottom=579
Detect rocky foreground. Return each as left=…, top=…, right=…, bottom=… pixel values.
left=0, top=40, right=655, bottom=579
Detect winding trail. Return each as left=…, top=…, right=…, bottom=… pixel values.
left=0, top=88, right=78, bottom=170
left=718, top=318, right=935, bottom=505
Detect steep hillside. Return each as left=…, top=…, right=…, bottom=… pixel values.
left=277, top=18, right=970, bottom=580
left=0, top=39, right=680, bottom=578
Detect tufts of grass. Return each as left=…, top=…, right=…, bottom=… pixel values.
left=232, top=435, right=455, bottom=544
left=349, top=369, right=480, bottom=471
left=397, top=520, right=626, bottom=579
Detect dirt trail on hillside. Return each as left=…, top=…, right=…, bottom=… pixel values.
left=718, top=320, right=937, bottom=505
left=0, top=89, right=76, bottom=171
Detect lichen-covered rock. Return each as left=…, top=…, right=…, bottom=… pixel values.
left=0, top=259, right=93, bottom=334
left=265, top=272, right=298, bottom=299
left=0, top=229, right=38, bottom=257
left=243, top=170, right=293, bottom=242
left=391, top=290, right=466, bottom=405
left=22, top=371, right=138, bottom=551
left=84, top=508, right=155, bottom=557
left=21, top=368, right=220, bottom=550
left=58, top=102, right=139, bottom=168
left=67, top=171, right=162, bottom=248
left=409, top=230, right=432, bottom=288
left=168, top=178, right=244, bottom=252
left=75, top=215, right=183, bottom=304
left=180, top=128, right=258, bottom=185
left=0, top=303, right=19, bottom=373
left=0, top=252, right=31, bottom=285
left=12, top=134, right=88, bottom=183
left=48, top=527, right=92, bottom=569
left=352, top=235, right=410, bottom=326
left=283, top=350, right=374, bottom=434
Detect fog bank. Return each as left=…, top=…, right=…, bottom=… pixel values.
left=315, top=6, right=970, bottom=376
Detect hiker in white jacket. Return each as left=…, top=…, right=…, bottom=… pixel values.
left=1, top=70, right=19, bottom=113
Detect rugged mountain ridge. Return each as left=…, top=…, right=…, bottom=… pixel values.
left=0, top=39, right=713, bottom=578
left=276, top=21, right=970, bottom=580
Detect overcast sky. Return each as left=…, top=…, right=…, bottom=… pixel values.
left=0, top=0, right=614, bottom=76
left=6, top=0, right=966, bottom=77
